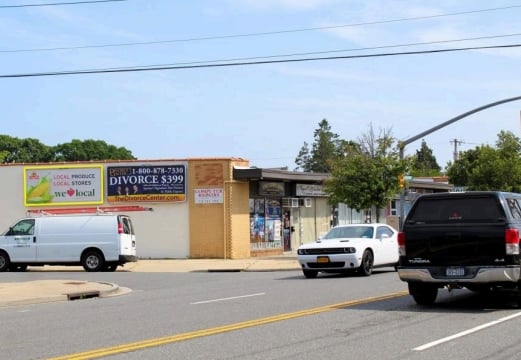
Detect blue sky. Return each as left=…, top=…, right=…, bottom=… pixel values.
left=2, top=0, right=521, bottom=170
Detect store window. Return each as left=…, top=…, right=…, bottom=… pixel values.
left=250, top=198, right=282, bottom=249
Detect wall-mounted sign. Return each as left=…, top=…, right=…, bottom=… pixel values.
left=258, top=181, right=285, bottom=196
left=24, top=165, right=103, bottom=207
left=107, top=165, right=186, bottom=202
left=296, top=183, right=326, bottom=197
left=194, top=188, right=223, bottom=204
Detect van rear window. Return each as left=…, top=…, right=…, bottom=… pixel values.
left=119, top=216, right=134, bottom=235
left=408, top=196, right=504, bottom=223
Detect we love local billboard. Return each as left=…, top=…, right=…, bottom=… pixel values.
left=24, top=165, right=103, bottom=206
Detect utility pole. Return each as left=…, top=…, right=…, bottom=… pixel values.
left=450, top=139, right=463, bottom=161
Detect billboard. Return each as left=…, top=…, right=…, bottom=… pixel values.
left=107, top=164, right=186, bottom=202
left=24, top=165, right=103, bottom=206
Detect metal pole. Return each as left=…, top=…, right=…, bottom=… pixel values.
left=398, top=95, right=521, bottom=230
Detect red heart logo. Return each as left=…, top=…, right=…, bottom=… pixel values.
left=67, top=188, right=75, bottom=196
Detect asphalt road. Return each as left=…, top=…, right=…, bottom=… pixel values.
left=2, top=269, right=521, bottom=360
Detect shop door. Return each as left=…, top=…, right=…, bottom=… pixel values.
left=283, top=210, right=291, bottom=251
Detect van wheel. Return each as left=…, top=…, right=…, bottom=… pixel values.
left=81, top=250, right=105, bottom=272
left=0, top=251, right=10, bottom=272
left=358, top=250, right=374, bottom=276
left=103, top=263, right=118, bottom=272
left=408, top=283, right=438, bottom=305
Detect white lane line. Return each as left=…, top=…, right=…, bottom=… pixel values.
left=414, top=311, right=521, bottom=351
left=190, top=292, right=265, bottom=305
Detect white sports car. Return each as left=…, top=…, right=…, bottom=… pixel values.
left=297, top=223, right=399, bottom=278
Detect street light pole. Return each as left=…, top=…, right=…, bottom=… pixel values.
left=398, top=95, right=521, bottom=230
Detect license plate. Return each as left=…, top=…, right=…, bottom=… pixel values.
left=446, top=267, right=465, bottom=276
left=317, top=256, right=330, bottom=263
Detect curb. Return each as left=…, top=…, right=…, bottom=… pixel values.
left=0, top=281, right=121, bottom=308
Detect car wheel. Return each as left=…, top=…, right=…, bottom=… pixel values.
left=303, top=270, right=318, bottom=278
left=0, top=251, right=10, bottom=272
left=103, top=263, right=118, bottom=272
left=408, top=282, right=438, bottom=305
left=358, top=250, right=374, bottom=276
left=81, top=250, right=105, bottom=272
left=10, top=264, right=28, bottom=272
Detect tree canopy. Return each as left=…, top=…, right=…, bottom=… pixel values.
left=324, top=124, right=406, bottom=222
left=0, top=135, right=136, bottom=163
left=446, top=130, right=521, bottom=191
left=409, top=139, right=441, bottom=176
left=295, top=119, right=345, bottom=173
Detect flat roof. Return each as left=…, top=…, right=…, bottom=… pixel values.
left=233, top=167, right=330, bottom=183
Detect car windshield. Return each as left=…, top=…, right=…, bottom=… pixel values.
left=323, top=226, right=374, bottom=239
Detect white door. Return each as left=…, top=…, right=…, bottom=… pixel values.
left=376, top=225, right=399, bottom=264
left=3, top=219, right=37, bottom=262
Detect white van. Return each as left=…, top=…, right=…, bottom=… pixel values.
left=0, top=214, right=137, bottom=272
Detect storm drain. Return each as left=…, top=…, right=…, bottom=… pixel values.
left=63, top=282, right=100, bottom=301
left=67, top=290, right=100, bottom=301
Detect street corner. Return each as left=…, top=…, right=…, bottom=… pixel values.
left=0, top=280, right=131, bottom=307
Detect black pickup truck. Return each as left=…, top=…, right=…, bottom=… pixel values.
left=398, top=191, right=521, bottom=305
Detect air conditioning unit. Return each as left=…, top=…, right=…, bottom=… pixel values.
left=291, top=198, right=299, bottom=208
left=304, top=198, right=312, bottom=208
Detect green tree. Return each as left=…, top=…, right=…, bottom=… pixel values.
left=0, top=135, right=136, bottom=163
left=53, top=139, right=135, bottom=161
left=447, top=130, right=521, bottom=191
left=0, top=135, right=53, bottom=163
left=325, top=124, right=406, bottom=222
left=410, top=139, right=441, bottom=176
left=295, top=119, right=342, bottom=172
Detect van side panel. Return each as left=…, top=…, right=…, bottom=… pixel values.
left=35, top=216, right=120, bottom=262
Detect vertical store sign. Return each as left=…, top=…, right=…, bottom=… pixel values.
left=24, top=165, right=103, bottom=206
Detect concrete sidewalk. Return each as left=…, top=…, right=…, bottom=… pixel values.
left=0, top=256, right=301, bottom=307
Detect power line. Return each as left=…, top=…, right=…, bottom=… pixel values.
left=1, top=4, right=520, bottom=52
left=0, top=0, right=127, bottom=8
left=2, top=43, right=520, bottom=79
left=4, top=30, right=521, bottom=56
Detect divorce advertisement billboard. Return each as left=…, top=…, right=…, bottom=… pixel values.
left=106, top=164, right=186, bottom=202
left=24, top=165, right=103, bottom=206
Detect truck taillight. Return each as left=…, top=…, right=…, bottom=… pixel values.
left=505, top=228, right=520, bottom=255
left=118, top=223, right=124, bottom=234
left=398, top=232, right=406, bottom=256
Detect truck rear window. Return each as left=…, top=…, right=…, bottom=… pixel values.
left=407, top=196, right=504, bottom=223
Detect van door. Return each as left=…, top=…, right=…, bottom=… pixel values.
left=118, top=216, right=136, bottom=257
left=3, top=219, right=37, bottom=262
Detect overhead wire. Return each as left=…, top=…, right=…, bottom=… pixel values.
left=0, top=0, right=127, bottom=8
left=1, top=4, right=520, bottom=53
left=2, top=43, right=520, bottom=78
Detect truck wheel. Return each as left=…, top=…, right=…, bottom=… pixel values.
left=408, top=283, right=438, bottom=305
left=81, top=250, right=105, bottom=272
left=0, top=251, right=10, bottom=272
left=358, top=250, right=374, bottom=276
left=303, top=270, right=318, bottom=278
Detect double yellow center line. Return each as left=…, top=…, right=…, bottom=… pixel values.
left=48, top=291, right=408, bottom=360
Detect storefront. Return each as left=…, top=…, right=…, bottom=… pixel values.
left=0, top=160, right=332, bottom=259
left=233, top=167, right=331, bottom=256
